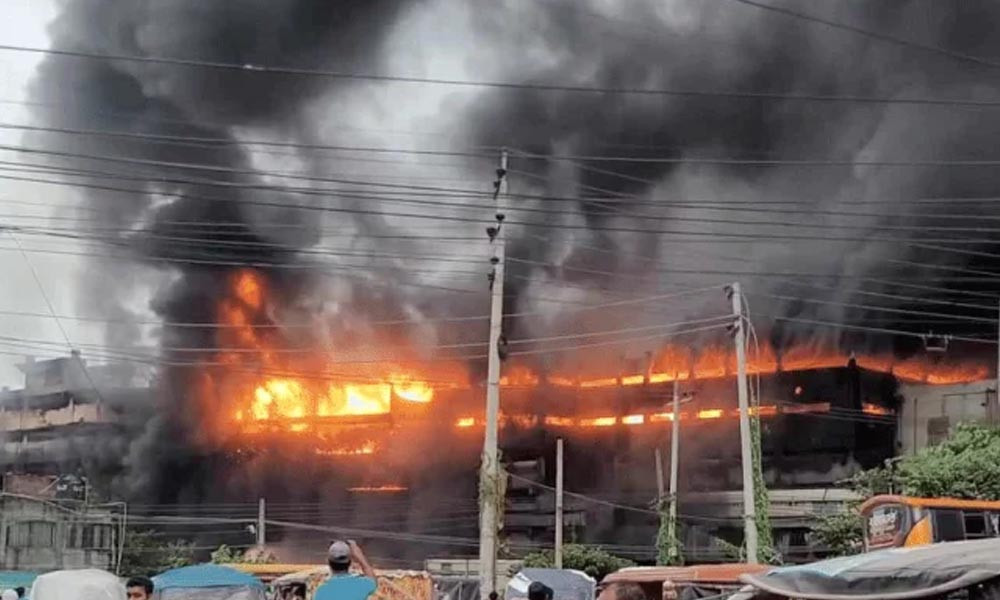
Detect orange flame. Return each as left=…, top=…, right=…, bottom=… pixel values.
left=347, top=485, right=408, bottom=493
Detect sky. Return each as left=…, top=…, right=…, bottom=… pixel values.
left=0, top=0, right=83, bottom=387
left=3, top=0, right=1000, bottom=390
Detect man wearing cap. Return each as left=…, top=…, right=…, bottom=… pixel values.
left=314, top=539, right=378, bottom=600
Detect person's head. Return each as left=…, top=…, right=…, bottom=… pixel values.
left=527, top=582, right=553, bottom=600
left=597, top=583, right=646, bottom=600
left=488, top=592, right=498, bottom=600
left=328, top=540, right=352, bottom=573
left=126, top=576, right=154, bottom=600
left=13, top=589, right=24, bottom=599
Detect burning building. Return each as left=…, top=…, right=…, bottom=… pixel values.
left=170, top=267, right=989, bottom=563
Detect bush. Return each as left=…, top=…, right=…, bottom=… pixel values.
left=521, top=544, right=633, bottom=581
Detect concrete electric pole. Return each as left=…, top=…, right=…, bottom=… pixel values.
left=479, top=149, right=508, bottom=599
left=729, top=282, right=758, bottom=564
left=667, top=378, right=682, bottom=562
left=555, top=438, right=564, bottom=569
left=257, top=497, right=266, bottom=547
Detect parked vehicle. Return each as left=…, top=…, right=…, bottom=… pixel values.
left=734, top=537, right=1000, bottom=599
left=505, top=568, right=595, bottom=600
left=860, top=495, right=1000, bottom=550
left=602, top=564, right=768, bottom=600
left=30, top=569, right=124, bottom=600
left=153, top=564, right=266, bottom=600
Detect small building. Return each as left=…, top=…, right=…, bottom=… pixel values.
left=897, top=379, right=999, bottom=455
left=0, top=491, right=120, bottom=571
left=0, top=352, right=153, bottom=475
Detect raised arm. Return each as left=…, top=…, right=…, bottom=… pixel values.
left=349, top=540, right=376, bottom=579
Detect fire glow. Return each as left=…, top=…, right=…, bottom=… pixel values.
left=212, top=270, right=984, bottom=453
left=499, top=343, right=989, bottom=389
left=452, top=401, right=892, bottom=430
left=213, top=270, right=460, bottom=438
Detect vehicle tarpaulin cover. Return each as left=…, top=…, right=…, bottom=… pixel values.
left=506, top=569, right=596, bottom=600
left=152, top=565, right=265, bottom=600
left=739, top=538, right=1000, bottom=600
left=30, top=569, right=125, bottom=600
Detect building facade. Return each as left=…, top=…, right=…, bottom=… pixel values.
left=0, top=353, right=152, bottom=475
left=0, top=491, right=120, bottom=571
left=897, top=379, right=999, bottom=455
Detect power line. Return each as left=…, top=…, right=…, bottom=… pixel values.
left=6, top=168, right=1000, bottom=248
left=0, top=285, right=721, bottom=330
left=748, top=291, right=998, bottom=325
left=757, top=313, right=996, bottom=345
left=20, top=121, right=1000, bottom=170
left=724, top=0, right=1000, bottom=71
left=0, top=315, right=726, bottom=358
left=2, top=43, right=999, bottom=107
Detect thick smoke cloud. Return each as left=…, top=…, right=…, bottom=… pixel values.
left=23, top=0, right=1000, bottom=505
left=456, top=0, right=1000, bottom=361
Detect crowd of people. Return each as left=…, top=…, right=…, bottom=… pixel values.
left=1, top=539, right=377, bottom=600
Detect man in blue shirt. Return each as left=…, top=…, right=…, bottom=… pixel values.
left=314, top=539, right=378, bottom=600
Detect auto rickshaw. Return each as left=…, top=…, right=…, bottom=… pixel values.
left=733, top=537, right=1000, bottom=599
left=603, top=564, right=769, bottom=600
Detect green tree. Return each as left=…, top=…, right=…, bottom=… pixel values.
left=120, top=529, right=195, bottom=577
left=210, top=544, right=244, bottom=564
left=521, top=544, right=634, bottom=581
left=896, top=423, right=1000, bottom=499
left=811, top=423, right=1000, bottom=555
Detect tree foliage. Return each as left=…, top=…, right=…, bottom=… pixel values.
left=811, top=423, right=1000, bottom=555
left=120, top=529, right=195, bottom=577
left=521, top=544, right=634, bottom=581
left=211, top=544, right=276, bottom=564
left=210, top=544, right=244, bottom=564
left=896, top=423, right=1000, bottom=499
left=656, top=498, right=684, bottom=566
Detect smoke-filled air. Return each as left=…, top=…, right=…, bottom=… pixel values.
left=4, top=0, right=1000, bottom=577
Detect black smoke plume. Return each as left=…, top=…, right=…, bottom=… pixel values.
left=22, top=0, right=1000, bottom=524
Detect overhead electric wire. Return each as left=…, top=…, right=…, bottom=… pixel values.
left=725, top=0, right=1000, bottom=71
left=0, top=314, right=726, bottom=357
left=9, top=169, right=1000, bottom=251
left=21, top=122, right=1000, bottom=171
left=748, top=292, right=999, bottom=325
left=0, top=284, right=722, bottom=331
left=757, top=314, right=996, bottom=345
left=16, top=159, right=1000, bottom=245
left=3, top=43, right=1000, bottom=107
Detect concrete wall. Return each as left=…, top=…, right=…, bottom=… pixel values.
left=0, top=403, right=107, bottom=432
left=897, top=380, right=998, bottom=455
left=0, top=495, right=116, bottom=571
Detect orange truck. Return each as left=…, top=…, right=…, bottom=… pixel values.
left=859, top=494, right=1000, bottom=550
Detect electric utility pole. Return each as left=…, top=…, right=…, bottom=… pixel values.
left=667, top=378, right=681, bottom=562
left=479, top=149, right=507, bottom=599
left=257, top=497, right=266, bottom=546
left=729, top=282, right=758, bottom=564
left=555, top=438, right=565, bottom=569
